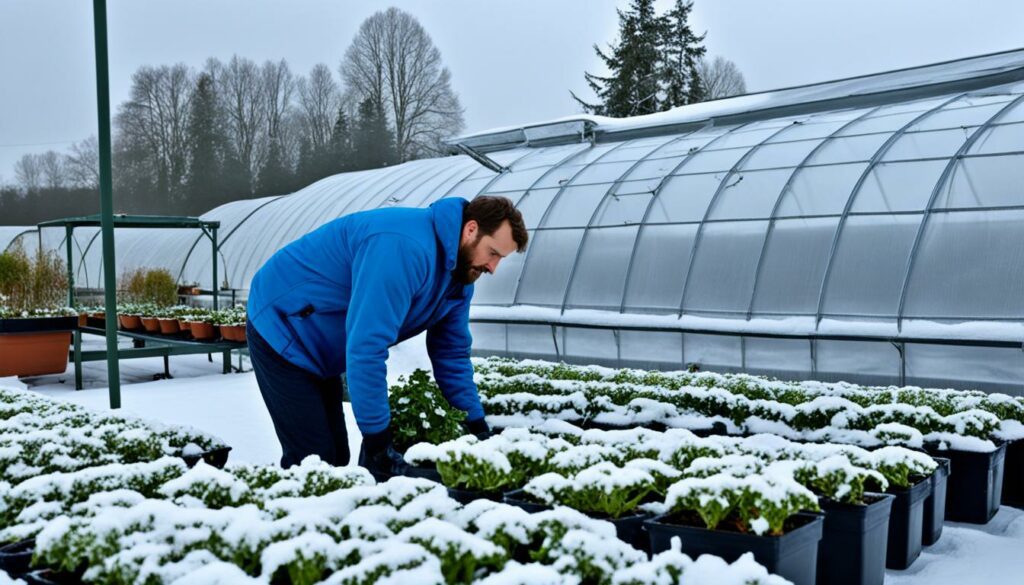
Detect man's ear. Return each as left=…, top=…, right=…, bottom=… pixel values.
left=462, top=219, right=478, bottom=243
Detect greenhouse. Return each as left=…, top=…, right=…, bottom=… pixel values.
left=6, top=48, right=1024, bottom=394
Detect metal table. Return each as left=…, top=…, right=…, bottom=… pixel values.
left=71, top=325, right=246, bottom=390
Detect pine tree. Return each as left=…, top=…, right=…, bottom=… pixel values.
left=325, top=106, right=353, bottom=175
left=661, top=0, right=707, bottom=108
left=351, top=98, right=397, bottom=171
left=256, top=136, right=290, bottom=197
left=185, top=73, right=224, bottom=212
left=571, top=0, right=667, bottom=117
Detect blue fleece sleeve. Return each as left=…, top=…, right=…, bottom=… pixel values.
left=426, top=286, right=485, bottom=422
left=346, top=234, right=428, bottom=434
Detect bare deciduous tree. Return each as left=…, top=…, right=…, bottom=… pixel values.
left=340, top=7, right=465, bottom=161
left=115, top=63, right=194, bottom=198
left=65, top=136, right=100, bottom=189
left=38, top=150, right=66, bottom=190
left=296, top=63, right=341, bottom=150
left=696, top=55, right=747, bottom=100
left=13, top=153, right=42, bottom=192
left=215, top=55, right=267, bottom=188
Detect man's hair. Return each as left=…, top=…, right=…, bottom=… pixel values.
left=463, top=196, right=529, bottom=252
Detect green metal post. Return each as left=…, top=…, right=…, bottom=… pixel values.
left=93, top=0, right=121, bottom=409
left=65, top=225, right=75, bottom=307
left=211, top=227, right=219, bottom=310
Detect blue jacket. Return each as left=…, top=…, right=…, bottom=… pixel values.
left=247, top=198, right=483, bottom=435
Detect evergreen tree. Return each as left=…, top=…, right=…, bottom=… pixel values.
left=661, top=0, right=707, bottom=108
left=571, top=0, right=666, bottom=117
left=351, top=98, right=397, bottom=171
left=295, top=137, right=316, bottom=187
left=256, top=136, right=290, bottom=197
left=185, top=73, right=224, bottom=212
left=326, top=107, right=353, bottom=175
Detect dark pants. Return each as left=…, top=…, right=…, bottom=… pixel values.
left=247, top=320, right=350, bottom=468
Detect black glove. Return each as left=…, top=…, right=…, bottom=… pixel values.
left=358, top=426, right=408, bottom=482
left=464, top=417, right=492, bottom=441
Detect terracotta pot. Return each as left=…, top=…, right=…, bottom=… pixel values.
left=158, top=318, right=180, bottom=335
left=189, top=321, right=216, bottom=340
left=140, top=317, right=161, bottom=333
left=77, top=314, right=87, bottom=327
left=120, top=314, right=142, bottom=330
left=89, top=312, right=105, bottom=325
left=178, top=319, right=191, bottom=331
left=220, top=324, right=246, bottom=342
left=0, top=332, right=71, bottom=377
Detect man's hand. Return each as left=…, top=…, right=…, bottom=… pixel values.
left=464, top=417, right=492, bottom=441
left=358, top=426, right=409, bottom=482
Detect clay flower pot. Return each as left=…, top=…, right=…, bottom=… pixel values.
left=77, top=314, right=87, bottom=327
left=188, top=321, right=216, bottom=340
left=120, top=314, right=142, bottom=330
left=178, top=319, right=191, bottom=332
left=158, top=318, right=180, bottom=335
left=0, top=316, right=75, bottom=378
left=220, top=324, right=246, bottom=343
left=140, top=317, right=161, bottom=333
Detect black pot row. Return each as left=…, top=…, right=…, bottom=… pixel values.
left=503, top=419, right=1022, bottom=514
left=431, top=461, right=954, bottom=585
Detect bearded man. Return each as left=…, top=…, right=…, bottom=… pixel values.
left=245, top=195, right=528, bottom=479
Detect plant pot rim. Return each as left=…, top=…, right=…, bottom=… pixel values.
left=646, top=510, right=824, bottom=538
left=0, top=316, right=78, bottom=334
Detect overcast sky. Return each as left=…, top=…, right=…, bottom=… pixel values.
left=1, top=0, right=1023, bottom=185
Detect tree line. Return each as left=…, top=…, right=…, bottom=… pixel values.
left=1, top=2, right=744, bottom=226
left=574, top=0, right=746, bottom=117
left=1, top=7, right=463, bottom=223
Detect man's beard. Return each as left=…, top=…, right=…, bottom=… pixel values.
left=455, top=237, right=486, bottom=285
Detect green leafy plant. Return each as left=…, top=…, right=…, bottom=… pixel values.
left=389, top=369, right=466, bottom=451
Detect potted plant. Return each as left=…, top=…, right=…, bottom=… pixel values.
left=186, top=311, right=217, bottom=341
left=0, top=247, right=77, bottom=378
left=518, top=462, right=656, bottom=550
left=644, top=473, right=823, bottom=585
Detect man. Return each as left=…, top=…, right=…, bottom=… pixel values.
left=245, top=195, right=528, bottom=479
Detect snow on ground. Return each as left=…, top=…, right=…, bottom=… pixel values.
left=1, top=331, right=1022, bottom=583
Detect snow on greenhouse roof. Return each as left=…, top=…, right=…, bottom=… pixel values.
left=455, top=47, right=1024, bottom=149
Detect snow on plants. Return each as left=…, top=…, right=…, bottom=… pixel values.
left=388, top=369, right=467, bottom=451
left=523, top=462, right=656, bottom=519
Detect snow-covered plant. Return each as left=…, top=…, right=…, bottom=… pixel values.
left=524, top=463, right=655, bottom=519
left=870, top=446, right=938, bottom=490
left=407, top=436, right=514, bottom=494
left=389, top=369, right=466, bottom=451
left=664, top=473, right=818, bottom=536
left=396, top=517, right=505, bottom=583
left=788, top=456, right=887, bottom=504
left=612, top=541, right=791, bottom=585
left=536, top=528, right=646, bottom=584
left=159, top=461, right=254, bottom=508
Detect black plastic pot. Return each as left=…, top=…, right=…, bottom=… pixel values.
left=923, top=457, right=950, bottom=546
left=503, top=489, right=551, bottom=513
left=817, top=494, right=894, bottom=585
left=405, top=464, right=442, bottom=483
left=608, top=511, right=654, bottom=551
left=181, top=445, right=232, bottom=469
left=22, top=569, right=77, bottom=585
left=446, top=486, right=503, bottom=505
left=0, top=537, right=35, bottom=577
left=1001, top=439, right=1024, bottom=509
left=885, top=476, right=931, bottom=570
left=645, top=512, right=824, bottom=585
left=927, top=442, right=1006, bottom=524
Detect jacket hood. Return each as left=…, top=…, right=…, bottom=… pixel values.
left=429, top=197, right=468, bottom=271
